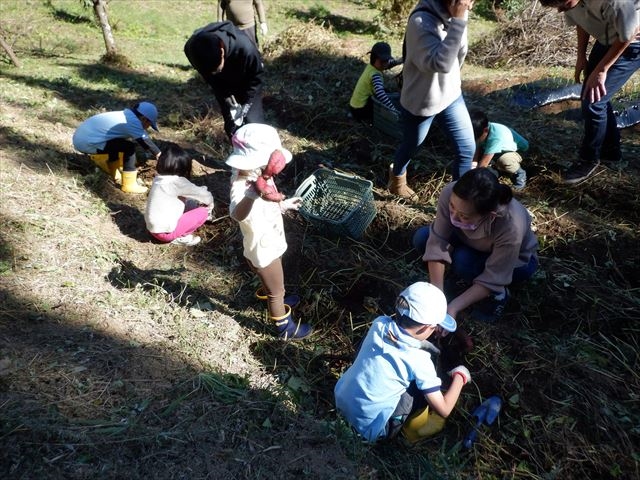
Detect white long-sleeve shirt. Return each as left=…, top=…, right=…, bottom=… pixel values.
left=145, top=175, right=213, bottom=233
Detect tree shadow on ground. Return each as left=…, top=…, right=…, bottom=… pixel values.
left=0, top=288, right=358, bottom=479
left=1, top=62, right=192, bottom=131
left=285, top=7, right=378, bottom=35
left=47, top=4, right=93, bottom=25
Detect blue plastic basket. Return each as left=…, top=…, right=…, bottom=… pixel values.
left=294, top=169, right=377, bottom=239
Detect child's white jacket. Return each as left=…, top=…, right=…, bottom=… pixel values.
left=145, top=175, right=213, bottom=233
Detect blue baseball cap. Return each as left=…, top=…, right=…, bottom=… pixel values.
left=135, top=101, right=159, bottom=131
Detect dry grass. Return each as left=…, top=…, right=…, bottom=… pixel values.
left=468, top=6, right=576, bottom=68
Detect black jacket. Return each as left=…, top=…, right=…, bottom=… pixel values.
left=184, top=22, right=264, bottom=120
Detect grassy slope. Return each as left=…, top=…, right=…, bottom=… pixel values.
left=1, top=1, right=639, bottom=479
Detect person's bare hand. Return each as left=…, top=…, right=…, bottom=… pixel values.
left=574, top=56, right=587, bottom=83
left=450, top=0, right=474, bottom=18
left=583, top=70, right=607, bottom=103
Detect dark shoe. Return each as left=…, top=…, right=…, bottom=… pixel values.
left=512, top=168, right=527, bottom=191
left=272, top=305, right=312, bottom=340
left=561, top=160, right=600, bottom=184
left=600, top=147, right=622, bottom=163
left=470, top=289, right=510, bottom=323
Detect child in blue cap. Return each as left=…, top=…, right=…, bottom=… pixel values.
left=334, top=281, right=471, bottom=443
left=73, top=101, right=161, bottom=194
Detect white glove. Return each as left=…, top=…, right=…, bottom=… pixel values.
left=279, top=196, right=302, bottom=213
left=229, top=104, right=242, bottom=125
left=260, top=22, right=268, bottom=35
left=232, top=103, right=251, bottom=127
left=448, top=365, right=471, bottom=385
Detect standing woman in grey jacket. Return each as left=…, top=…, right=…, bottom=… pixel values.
left=389, top=0, right=476, bottom=198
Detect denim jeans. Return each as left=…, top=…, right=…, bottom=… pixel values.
left=412, top=226, right=538, bottom=285
left=393, top=94, right=475, bottom=180
left=580, top=41, right=640, bottom=162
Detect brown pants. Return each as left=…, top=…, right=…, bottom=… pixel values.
left=249, top=257, right=286, bottom=318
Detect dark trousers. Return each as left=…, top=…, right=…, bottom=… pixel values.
left=350, top=99, right=373, bottom=123
left=412, top=226, right=538, bottom=285
left=385, top=382, right=428, bottom=439
left=98, top=138, right=137, bottom=171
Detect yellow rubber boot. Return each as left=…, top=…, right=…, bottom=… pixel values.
left=121, top=170, right=148, bottom=194
left=109, top=152, right=124, bottom=184
left=401, top=406, right=446, bottom=444
left=89, top=153, right=111, bottom=174
left=90, top=153, right=123, bottom=183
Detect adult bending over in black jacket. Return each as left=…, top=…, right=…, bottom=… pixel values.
left=184, top=21, right=265, bottom=139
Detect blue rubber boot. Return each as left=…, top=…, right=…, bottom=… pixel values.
left=463, top=395, right=503, bottom=448
left=271, top=305, right=312, bottom=341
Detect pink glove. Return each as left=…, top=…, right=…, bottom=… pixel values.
left=262, top=150, right=287, bottom=178
left=254, top=177, right=284, bottom=202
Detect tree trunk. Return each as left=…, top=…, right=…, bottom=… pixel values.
left=0, top=31, right=21, bottom=67
left=92, top=0, right=117, bottom=56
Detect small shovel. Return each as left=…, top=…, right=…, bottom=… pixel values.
left=463, top=395, right=502, bottom=449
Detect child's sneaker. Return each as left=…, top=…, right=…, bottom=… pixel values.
left=170, top=234, right=201, bottom=246
left=470, top=289, right=510, bottom=323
